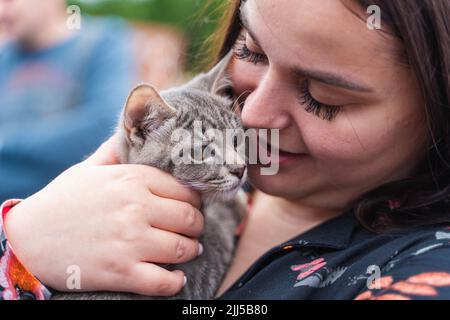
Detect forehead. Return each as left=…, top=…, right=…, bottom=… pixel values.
left=242, top=0, right=402, bottom=81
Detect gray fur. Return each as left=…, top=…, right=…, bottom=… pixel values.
left=53, top=52, right=246, bottom=300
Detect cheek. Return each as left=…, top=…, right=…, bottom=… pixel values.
left=300, top=104, right=427, bottom=181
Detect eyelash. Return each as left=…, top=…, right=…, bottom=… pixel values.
left=234, top=34, right=343, bottom=121
left=298, top=81, right=343, bottom=121
left=233, top=35, right=268, bottom=65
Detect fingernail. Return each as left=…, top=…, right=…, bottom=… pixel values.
left=198, top=243, right=204, bottom=256
left=183, top=276, right=187, bottom=287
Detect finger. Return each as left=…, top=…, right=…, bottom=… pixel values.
left=83, top=134, right=121, bottom=166
left=135, top=166, right=202, bottom=209
left=141, top=228, right=202, bottom=264
left=148, top=197, right=204, bottom=238
left=123, top=264, right=186, bottom=297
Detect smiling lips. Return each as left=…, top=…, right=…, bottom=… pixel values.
left=260, top=143, right=308, bottom=166
left=273, top=149, right=308, bottom=166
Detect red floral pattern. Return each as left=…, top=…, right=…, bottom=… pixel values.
left=355, top=272, right=450, bottom=300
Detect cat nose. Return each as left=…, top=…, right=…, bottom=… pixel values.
left=230, top=167, right=245, bottom=179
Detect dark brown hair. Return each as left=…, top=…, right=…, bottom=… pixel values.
left=206, top=0, right=450, bottom=234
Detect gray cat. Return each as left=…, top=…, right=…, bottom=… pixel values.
left=53, top=52, right=247, bottom=300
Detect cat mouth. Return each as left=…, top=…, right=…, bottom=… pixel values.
left=202, top=187, right=240, bottom=203
left=179, top=169, right=246, bottom=203
left=211, top=174, right=247, bottom=201
left=198, top=176, right=246, bottom=203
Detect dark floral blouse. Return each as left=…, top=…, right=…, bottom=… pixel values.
left=2, top=199, right=450, bottom=300
left=219, top=208, right=450, bottom=300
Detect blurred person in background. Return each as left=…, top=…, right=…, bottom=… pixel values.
left=0, top=0, right=135, bottom=202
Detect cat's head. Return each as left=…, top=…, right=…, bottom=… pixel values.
left=117, top=53, right=246, bottom=203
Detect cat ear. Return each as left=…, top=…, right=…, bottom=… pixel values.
left=123, top=83, right=176, bottom=139
left=208, top=51, right=233, bottom=96
left=188, top=51, right=233, bottom=97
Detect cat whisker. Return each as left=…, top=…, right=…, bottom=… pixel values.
left=231, top=90, right=251, bottom=113
left=210, top=180, right=226, bottom=185
left=178, top=180, right=211, bottom=191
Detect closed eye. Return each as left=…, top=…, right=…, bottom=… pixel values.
left=298, top=80, right=343, bottom=121
left=233, top=33, right=268, bottom=65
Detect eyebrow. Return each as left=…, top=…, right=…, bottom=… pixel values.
left=239, top=4, right=263, bottom=48
left=293, top=67, right=373, bottom=93
left=239, top=5, right=374, bottom=93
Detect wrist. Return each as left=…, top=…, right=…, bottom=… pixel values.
left=1, top=199, right=24, bottom=246
left=1, top=199, right=52, bottom=300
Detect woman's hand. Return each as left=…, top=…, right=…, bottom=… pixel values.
left=3, top=135, right=204, bottom=296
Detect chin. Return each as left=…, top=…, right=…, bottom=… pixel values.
left=247, top=165, right=311, bottom=199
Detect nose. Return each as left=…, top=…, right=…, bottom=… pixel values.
left=230, top=167, right=245, bottom=179
left=241, top=70, right=291, bottom=130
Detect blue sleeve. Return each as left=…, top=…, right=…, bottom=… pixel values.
left=0, top=25, right=135, bottom=201
left=355, top=231, right=450, bottom=300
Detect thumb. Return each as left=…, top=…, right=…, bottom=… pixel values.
left=83, top=134, right=121, bottom=166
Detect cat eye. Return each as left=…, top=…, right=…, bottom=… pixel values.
left=232, top=136, right=240, bottom=150
left=191, top=146, right=198, bottom=160
left=187, top=143, right=213, bottom=162
left=203, top=143, right=217, bottom=160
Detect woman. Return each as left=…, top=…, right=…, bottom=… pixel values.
left=1, top=0, right=450, bottom=300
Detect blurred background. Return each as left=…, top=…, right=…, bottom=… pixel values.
left=68, top=0, right=225, bottom=85
left=0, top=0, right=227, bottom=202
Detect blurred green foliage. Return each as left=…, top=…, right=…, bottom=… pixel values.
left=67, top=0, right=226, bottom=71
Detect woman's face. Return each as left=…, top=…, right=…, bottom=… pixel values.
left=230, top=0, right=429, bottom=210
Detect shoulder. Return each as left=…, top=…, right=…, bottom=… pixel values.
left=356, top=225, right=450, bottom=300
left=385, top=225, right=450, bottom=262
left=75, top=16, right=134, bottom=69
